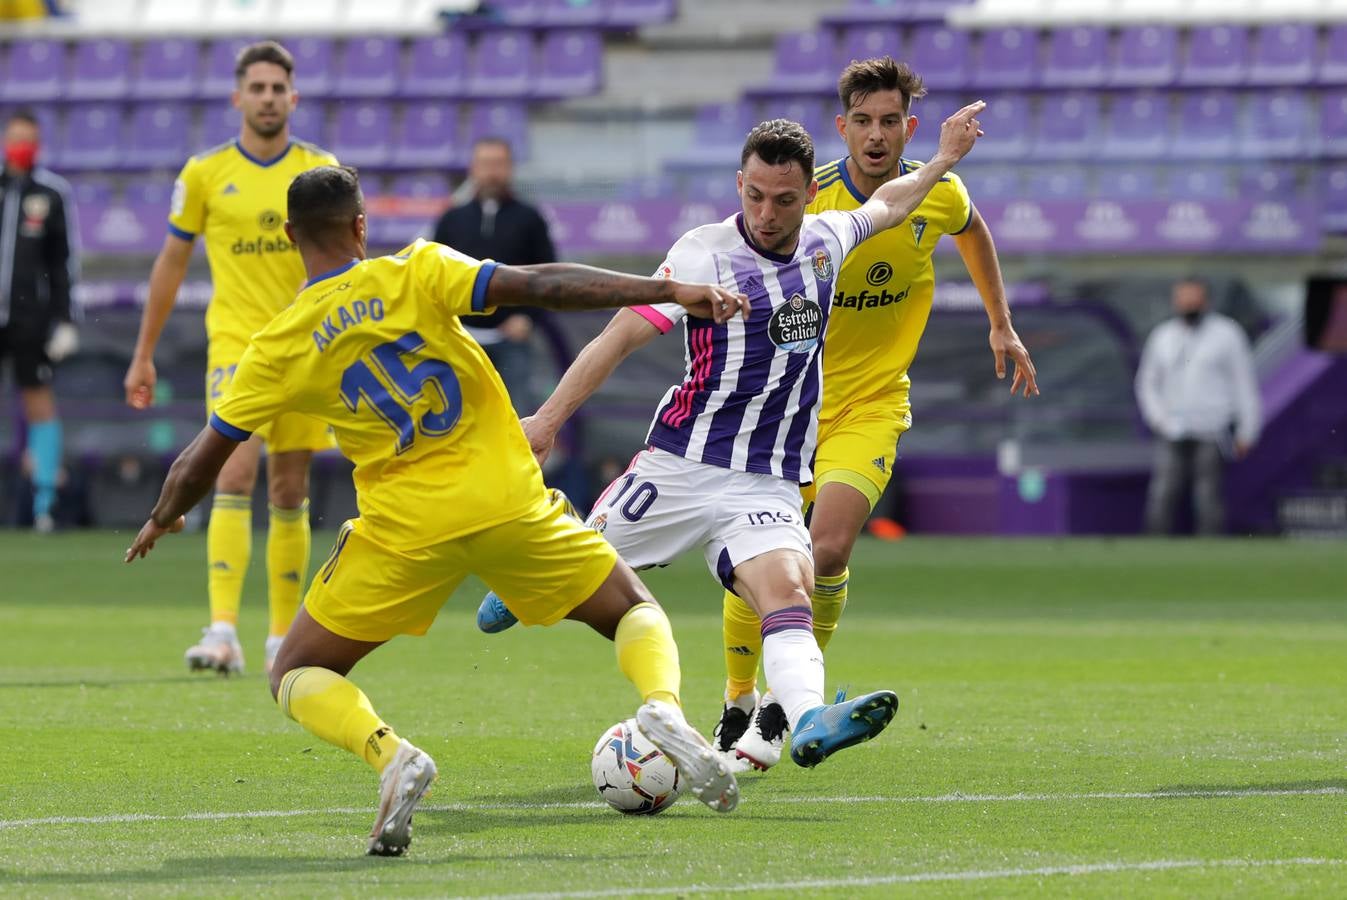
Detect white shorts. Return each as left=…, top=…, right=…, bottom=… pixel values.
left=585, top=447, right=812, bottom=590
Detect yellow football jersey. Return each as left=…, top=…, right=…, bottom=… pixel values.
left=168, top=139, right=338, bottom=347
left=211, top=239, right=544, bottom=551
left=811, top=157, right=972, bottom=412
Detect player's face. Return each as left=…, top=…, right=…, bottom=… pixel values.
left=737, top=156, right=817, bottom=255
left=838, top=90, right=916, bottom=180
left=233, top=62, right=297, bottom=140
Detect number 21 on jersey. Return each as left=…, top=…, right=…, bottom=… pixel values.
left=340, top=330, right=462, bottom=454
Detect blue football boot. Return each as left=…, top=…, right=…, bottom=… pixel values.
left=475, top=591, right=519, bottom=633
left=789, top=689, right=898, bottom=768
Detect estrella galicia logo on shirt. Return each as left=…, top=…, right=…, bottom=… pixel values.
left=258, top=209, right=283, bottom=231
left=811, top=249, right=833, bottom=281
left=909, top=215, right=928, bottom=246
left=769, top=293, right=823, bottom=353
left=866, top=261, right=893, bottom=286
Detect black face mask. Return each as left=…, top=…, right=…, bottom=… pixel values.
left=1181, top=309, right=1206, bottom=326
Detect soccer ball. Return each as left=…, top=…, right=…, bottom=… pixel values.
left=590, top=718, right=681, bottom=814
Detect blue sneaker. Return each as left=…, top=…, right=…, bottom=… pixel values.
left=789, top=689, right=898, bottom=768
left=475, top=591, right=519, bottom=633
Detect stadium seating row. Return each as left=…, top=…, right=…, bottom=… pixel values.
left=0, top=31, right=602, bottom=104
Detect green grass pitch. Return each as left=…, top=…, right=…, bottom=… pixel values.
left=1, top=531, right=1343, bottom=897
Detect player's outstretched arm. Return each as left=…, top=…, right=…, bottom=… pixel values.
left=862, top=100, right=986, bottom=235
left=125, top=233, right=195, bottom=410
left=486, top=263, right=749, bottom=323
left=125, top=426, right=240, bottom=562
left=952, top=210, right=1038, bottom=397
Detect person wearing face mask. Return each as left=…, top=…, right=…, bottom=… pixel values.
left=0, top=109, right=79, bottom=533
left=1135, top=277, right=1262, bottom=535
left=430, top=137, right=555, bottom=414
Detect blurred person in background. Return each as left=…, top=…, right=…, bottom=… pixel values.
left=431, top=137, right=555, bottom=413
left=1135, top=277, right=1261, bottom=536
left=122, top=41, right=338, bottom=676
left=1, top=109, right=79, bottom=533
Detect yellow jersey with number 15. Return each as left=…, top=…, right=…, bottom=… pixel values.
left=211, top=239, right=545, bottom=552
left=169, top=139, right=338, bottom=348
left=810, top=157, right=973, bottom=415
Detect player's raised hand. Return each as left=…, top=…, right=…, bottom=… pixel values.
left=936, top=100, right=986, bottom=164
left=989, top=324, right=1039, bottom=398
left=519, top=415, right=557, bottom=466
left=124, top=357, right=158, bottom=410
left=124, top=514, right=185, bottom=563
left=672, top=283, right=751, bottom=323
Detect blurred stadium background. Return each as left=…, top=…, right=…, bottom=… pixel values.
left=2, top=0, right=1345, bottom=538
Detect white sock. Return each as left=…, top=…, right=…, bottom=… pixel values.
left=208, top=622, right=238, bottom=640
left=725, top=689, right=758, bottom=714
left=761, top=630, right=825, bottom=732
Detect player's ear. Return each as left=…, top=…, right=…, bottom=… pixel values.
left=736, top=170, right=744, bottom=195
left=354, top=213, right=367, bottom=248
left=283, top=220, right=296, bottom=244
left=905, top=113, right=918, bottom=142
left=834, top=113, right=846, bottom=140
left=230, top=88, right=241, bottom=111
left=806, top=179, right=818, bottom=205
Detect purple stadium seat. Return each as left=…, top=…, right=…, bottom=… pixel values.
left=1320, top=165, right=1347, bottom=231
left=1168, top=167, right=1233, bottom=200
left=1041, top=27, right=1108, bottom=89
left=1248, top=25, right=1315, bottom=87
left=1109, top=26, right=1177, bottom=88
left=975, top=94, right=1032, bottom=161
left=389, top=173, right=451, bottom=199
left=1100, top=92, right=1170, bottom=160
left=1321, top=89, right=1347, bottom=157
left=958, top=165, right=1021, bottom=201
left=469, top=32, right=536, bottom=98
left=538, top=0, right=604, bottom=27
left=71, top=177, right=116, bottom=209
left=403, top=34, right=470, bottom=98
left=199, top=38, right=258, bottom=99
left=903, top=93, right=956, bottom=159
left=618, top=174, right=678, bottom=201
left=535, top=30, right=603, bottom=98
left=1178, top=25, right=1248, bottom=87
left=1094, top=164, right=1164, bottom=200
left=970, top=27, right=1038, bottom=91
left=837, top=25, right=903, bottom=69
left=1032, top=92, right=1102, bottom=161
left=1240, top=166, right=1300, bottom=201
left=481, top=0, right=542, bottom=27
left=290, top=38, right=336, bottom=98
left=335, top=38, right=400, bottom=98
left=823, top=0, right=971, bottom=25
left=1240, top=91, right=1313, bottom=159
left=1320, top=25, right=1347, bottom=85
left=125, top=177, right=175, bottom=210
left=126, top=103, right=193, bottom=169
left=1170, top=91, right=1238, bottom=160
left=60, top=106, right=123, bottom=170
left=392, top=102, right=463, bottom=168
left=330, top=103, right=393, bottom=167
left=770, top=31, right=838, bottom=93
left=905, top=26, right=969, bottom=91
left=669, top=101, right=755, bottom=168
left=1, top=39, right=65, bottom=102
left=604, top=0, right=675, bottom=29
left=197, top=105, right=238, bottom=151
left=133, top=39, right=199, bottom=100
left=682, top=173, right=740, bottom=203
left=467, top=102, right=530, bottom=160
left=67, top=39, right=132, bottom=102
left=1024, top=166, right=1087, bottom=200
left=760, top=96, right=828, bottom=137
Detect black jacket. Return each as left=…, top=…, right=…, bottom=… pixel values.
left=431, top=194, right=555, bottom=330
left=0, top=166, right=77, bottom=330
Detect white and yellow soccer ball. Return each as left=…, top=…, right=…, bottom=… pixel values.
left=590, top=718, right=681, bottom=814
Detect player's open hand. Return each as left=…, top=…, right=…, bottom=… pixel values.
left=124, top=358, right=158, bottom=410
left=124, top=515, right=185, bottom=563
left=519, top=415, right=558, bottom=466
left=673, top=283, right=751, bottom=323
left=936, top=100, right=986, bottom=164
left=990, top=324, right=1039, bottom=398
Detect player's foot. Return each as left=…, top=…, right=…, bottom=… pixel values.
left=734, top=690, right=787, bottom=771
left=475, top=591, right=518, bottom=633
left=184, top=625, right=244, bottom=676
left=264, top=635, right=285, bottom=676
left=712, top=698, right=753, bottom=755
left=789, top=689, right=899, bottom=769
left=637, top=700, right=738, bottom=813
left=368, top=739, right=438, bottom=857
left=33, top=513, right=55, bottom=534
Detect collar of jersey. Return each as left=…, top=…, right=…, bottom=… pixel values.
left=735, top=213, right=796, bottom=264
left=235, top=140, right=294, bottom=168
left=835, top=157, right=870, bottom=205
left=305, top=258, right=360, bottom=289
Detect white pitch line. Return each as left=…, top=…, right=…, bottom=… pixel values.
left=474, top=858, right=1346, bottom=900
left=0, top=786, right=1341, bottom=831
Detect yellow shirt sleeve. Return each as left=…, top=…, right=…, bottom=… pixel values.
left=417, top=241, right=497, bottom=318
left=168, top=156, right=207, bottom=239
left=945, top=171, right=974, bottom=235
left=210, top=344, right=291, bottom=440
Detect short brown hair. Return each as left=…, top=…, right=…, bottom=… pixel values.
left=740, top=119, right=814, bottom=180
left=838, top=56, right=926, bottom=114
left=235, top=40, right=295, bottom=82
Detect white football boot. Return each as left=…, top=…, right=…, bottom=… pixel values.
left=637, top=700, right=739, bottom=813
left=184, top=625, right=245, bottom=676
left=712, top=691, right=758, bottom=774
left=368, top=739, right=438, bottom=856
left=734, top=690, right=788, bottom=771
left=264, top=636, right=285, bottom=676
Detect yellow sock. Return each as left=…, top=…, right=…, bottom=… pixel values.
left=722, top=590, right=762, bottom=702
left=614, top=602, right=680, bottom=707
left=277, top=666, right=403, bottom=773
left=812, top=569, right=849, bottom=651
left=207, top=493, right=252, bottom=626
left=267, top=501, right=311, bottom=638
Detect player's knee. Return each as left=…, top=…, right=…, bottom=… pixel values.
left=812, top=537, right=851, bottom=578
left=267, top=667, right=285, bottom=702
left=268, top=480, right=307, bottom=509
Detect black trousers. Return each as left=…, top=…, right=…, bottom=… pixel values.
left=1145, top=438, right=1226, bottom=536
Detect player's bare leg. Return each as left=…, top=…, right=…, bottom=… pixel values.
left=270, top=607, right=436, bottom=856
left=264, top=449, right=313, bottom=673
left=808, top=480, right=871, bottom=646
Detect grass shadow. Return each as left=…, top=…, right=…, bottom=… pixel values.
left=1153, top=778, right=1347, bottom=794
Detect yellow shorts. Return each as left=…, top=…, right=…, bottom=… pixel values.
left=303, top=490, right=619, bottom=643
left=206, top=339, right=333, bottom=454
left=804, top=397, right=912, bottom=512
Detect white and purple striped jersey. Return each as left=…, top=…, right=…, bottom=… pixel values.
left=632, top=209, right=875, bottom=483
